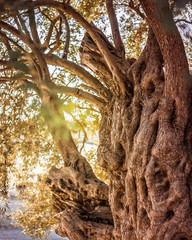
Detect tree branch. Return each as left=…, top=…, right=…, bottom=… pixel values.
left=58, top=11, right=70, bottom=59
left=46, top=82, right=105, bottom=109
left=0, top=77, right=31, bottom=84
left=0, top=67, right=12, bottom=72
left=16, top=10, right=31, bottom=38
left=0, top=30, right=42, bottom=82
left=66, top=110, right=88, bottom=154
left=117, top=1, right=146, bottom=19
left=39, top=8, right=59, bottom=49
left=42, top=94, right=99, bottom=179
left=24, top=0, right=128, bottom=97
left=140, top=0, right=191, bottom=128
left=44, top=53, right=111, bottom=101
left=42, top=20, right=55, bottom=49
left=175, top=19, right=192, bottom=25
left=0, top=21, right=50, bottom=83
left=0, top=76, right=33, bottom=81
left=0, top=31, right=27, bottom=54
left=0, top=32, right=40, bottom=78
left=105, top=0, right=125, bottom=57
left=0, top=18, right=108, bottom=107
left=28, top=8, right=41, bottom=45
left=0, top=60, right=10, bottom=66
left=14, top=15, right=23, bottom=33
left=76, top=105, right=100, bottom=113
left=80, top=84, right=99, bottom=95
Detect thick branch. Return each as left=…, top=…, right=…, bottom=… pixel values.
left=24, top=0, right=128, bottom=97
left=140, top=0, right=191, bottom=128
left=140, top=0, right=189, bottom=90
left=105, top=0, right=125, bottom=57
left=28, top=8, right=41, bottom=45
left=46, top=82, right=105, bottom=109
left=45, top=53, right=111, bottom=100
left=42, top=93, right=113, bottom=239
left=79, top=30, right=134, bottom=98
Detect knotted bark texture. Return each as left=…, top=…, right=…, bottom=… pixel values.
left=106, top=32, right=192, bottom=239
left=46, top=165, right=114, bottom=240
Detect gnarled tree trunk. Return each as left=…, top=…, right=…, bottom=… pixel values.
left=47, top=27, right=192, bottom=240
left=45, top=1, right=192, bottom=240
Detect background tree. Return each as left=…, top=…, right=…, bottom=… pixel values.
left=0, top=0, right=192, bottom=239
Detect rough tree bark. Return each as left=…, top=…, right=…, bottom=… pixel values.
left=0, top=0, right=192, bottom=239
